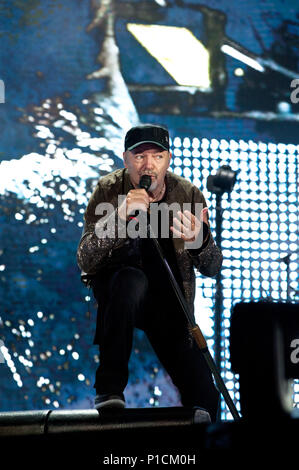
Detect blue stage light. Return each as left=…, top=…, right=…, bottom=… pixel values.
left=173, top=167, right=182, bottom=176
left=183, top=157, right=192, bottom=166
left=183, top=167, right=192, bottom=178
left=174, top=157, right=182, bottom=166
left=183, top=138, right=191, bottom=148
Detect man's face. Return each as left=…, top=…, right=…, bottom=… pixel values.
left=123, top=143, right=171, bottom=192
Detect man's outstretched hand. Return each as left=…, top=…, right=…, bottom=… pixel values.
left=170, top=208, right=209, bottom=243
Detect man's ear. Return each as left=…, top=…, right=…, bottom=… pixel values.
left=167, top=151, right=172, bottom=168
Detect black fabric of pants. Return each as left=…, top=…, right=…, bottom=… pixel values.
left=91, top=266, right=220, bottom=421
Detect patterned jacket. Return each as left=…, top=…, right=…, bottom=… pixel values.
left=76, top=168, right=223, bottom=321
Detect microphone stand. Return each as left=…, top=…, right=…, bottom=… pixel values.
left=137, top=176, right=240, bottom=420
left=280, top=254, right=291, bottom=301
left=148, top=224, right=240, bottom=421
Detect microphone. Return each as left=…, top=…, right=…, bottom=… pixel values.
left=128, top=175, right=152, bottom=221
left=138, top=174, right=152, bottom=191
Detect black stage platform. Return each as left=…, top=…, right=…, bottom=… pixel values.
left=0, top=407, right=298, bottom=467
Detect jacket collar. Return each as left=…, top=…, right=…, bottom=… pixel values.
left=123, top=168, right=134, bottom=194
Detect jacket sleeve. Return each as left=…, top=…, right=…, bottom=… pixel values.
left=76, top=182, right=127, bottom=275
left=186, top=187, right=223, bottom=277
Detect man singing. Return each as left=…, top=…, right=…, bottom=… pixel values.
left=77, top=124, right=222, bottom=421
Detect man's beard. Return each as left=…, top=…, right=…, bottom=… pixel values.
left=140, top=172, right=158, bottom=193
left=148, top=179, right=158, bottom=192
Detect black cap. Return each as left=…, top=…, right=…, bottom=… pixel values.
left=124, top=124, right=169, bottom=151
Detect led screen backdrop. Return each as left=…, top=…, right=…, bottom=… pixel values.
left=0, top=0, right=298, bottom=418
left=168, top=136, right=298, bottom=418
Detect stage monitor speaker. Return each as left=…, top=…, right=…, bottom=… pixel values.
left=229, top=301, right=299, bottom=419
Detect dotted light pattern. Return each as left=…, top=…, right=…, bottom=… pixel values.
left=169, top=136, right=299, bottom=420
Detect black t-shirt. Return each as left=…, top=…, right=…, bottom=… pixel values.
left=139, top=191, right=185, bottom=298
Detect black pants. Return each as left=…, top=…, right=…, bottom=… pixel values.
left=91, top=266, right=220, bottom=421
